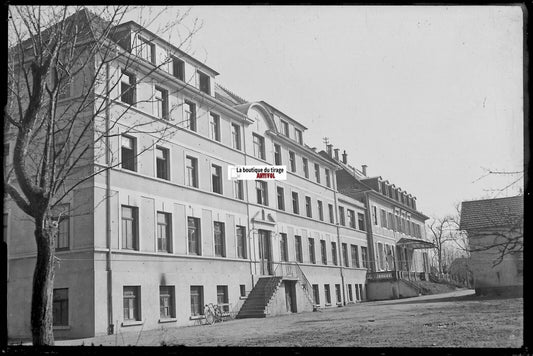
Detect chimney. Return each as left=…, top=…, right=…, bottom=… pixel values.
left=326, top=144, right=333, bottom=157
left=334, top=148, right=340, bottom=161
left=342, top=150, right=347, bottom=164
left=362, top=164, right=367, bottom=176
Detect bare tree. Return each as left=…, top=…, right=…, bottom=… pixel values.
left=460, top=199, right=523, bottom=267
left=460, top=170, right=524, bottom=267
left=5, top=5, right=201, bottom=345
left=427, top=216, right=458, bottom=274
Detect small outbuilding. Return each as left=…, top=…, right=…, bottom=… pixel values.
left=460, top=196, right=523, bottom=297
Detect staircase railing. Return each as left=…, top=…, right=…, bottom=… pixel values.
left=273, top=262, right=315, bottom=305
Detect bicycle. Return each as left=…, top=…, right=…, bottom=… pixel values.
left=204, top=303, right=224, bottom=325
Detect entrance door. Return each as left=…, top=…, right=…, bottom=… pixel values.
left=258, top=229, right=273, bottom=275
left=422, top=252, right=430, bottom=272
left=285, top=281, right=297, bottom=313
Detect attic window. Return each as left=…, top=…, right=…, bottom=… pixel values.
left=136, top=36, right=154, bottom=63
left=198, top=71, right=210, bottom=95
left=295, top=128, right=303, bottom=144
left=172, top=57, right=185, bottom=81
left=280, top=120, right=289, bottom=137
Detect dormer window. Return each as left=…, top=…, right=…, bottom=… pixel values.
left=137, top=36, right=154, bottom=63
left=295, top=128, right=303, bottom=144
left=198, top=71, right=210, bottom=95
left=280, top=120, right=289, bottom=137
left=172, top=57, right=185, bottom=81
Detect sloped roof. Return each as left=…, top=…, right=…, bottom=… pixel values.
left=215, top=84, right=248, bottom=106
left=460, top=196, right=523, bottom=231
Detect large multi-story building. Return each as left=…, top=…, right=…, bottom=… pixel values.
left=5, top=10, right=431, bottom=340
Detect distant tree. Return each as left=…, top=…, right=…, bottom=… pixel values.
left=5, top=5, right=200, bottom=345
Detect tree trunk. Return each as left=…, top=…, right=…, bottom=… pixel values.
left=31, top=215, right=56, bottom=346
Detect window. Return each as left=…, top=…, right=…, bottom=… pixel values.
left=358, top=213, right=366, bottom=231
left=160, top=286, right=175, bottom=319
left=289, top=151, right=296, bottom=172
left=274, top=144, right=282, bottom=165
left=155, top=147, right=169, bottom=180
left=338, top=207, right=345, bottom=226
left=396, top=215, right=402, bottom=233
left=281, top=120, right=289, bottom=137
left=347, top=209, right=356, bottom=228
left=325, top=169, right=331, bottom=188
left=154, top=87, right=168, bottom=119
left=53, top=204, right=69, bottom=250
left=380, top=209, right=388, bottom=229
left=308, top=238, right=316, bottom=264
left=313, top=284, right=320, bottom=305
left=217, top=285, right=229, bottom=312
left=157, top=212, right=171, bottom=253
left=234, top=180, right=244, bottom=200
left=53, top=288, right=68, bottom=326
left=172, top=56, right=185, bottom=80
left=231, top=124, right=242, bottom=150
left=137, top=36, right=154, bottom=63
left=50, top=68, right=71, bottom=100
left=317, top=200, right=324, bottom=221
left=347, top=284, right=353, bottom=302
left=328, top=204, right=334, bottom=224
left=277, top=186, right=285, bottom=210
left=212, top=164, right=223, bottom=194
left=209, top=113, right=221, bottom=141
left=302, top=158, right=309, bottom=178
left=377, top=243, right=385, bottom=270
left=186, top=156, right=198, bottom=188
left=351, top=245, right=360, bottom=268
left=240, top=285, right=246, bottom=297
left=292, top=192, right=299, bottom=214
left=123, top=286, right=141, bottom=321
left=331, top=242, right=338, bottom=266
left=184, top=101, right=197, bottom=131
left=253, top=133, right=265, bottom=160
left=324, top=284, right=331, bottom=304
left=321, top=240, right=327, bottom=265
left=120, top=71, right=136, bottom=105
left=214, top=221, right=226, bottom=257
left=121, top=135, right=136, bottom=171
left=355, top=284, right=360, bottom=301
left=280, top=233, right=288, bottom=262
left=373, top=206, right=378, bottom=225
left=305, top=196, right=312, bottom=218
left=187, top=217, right=201, bottom=255
left=198, top=71, right=211, bottom=95
left=335, top=284, right=342, bottom=303
left=121, top=206, right=138, bottom=250
left=295, top=236, right=303, bottom=263
left=295, top=128, right=303, bottom=144
left=236, top=225, right=247, bottom=259
left=342, top=243, right=349, bottom=267
left=361, top=247, right=368, bottom=269
left=256, top=181, right=268, bottom=206
left=388, top=212, right=395, bottom=231
left=314, top=163, right=320, bottom=183
left=190, top=286, right=204, bottom=316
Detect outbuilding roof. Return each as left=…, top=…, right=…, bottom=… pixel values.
left=460, top=196, right=523, bottom=231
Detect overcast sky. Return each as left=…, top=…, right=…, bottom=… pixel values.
left=125, top=5, right=524, bottom=219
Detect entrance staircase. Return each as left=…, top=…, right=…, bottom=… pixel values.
left=236, top=276, right=283, bottom=319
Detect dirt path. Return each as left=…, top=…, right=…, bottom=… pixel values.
left=55, top=289, right=523, bottom=348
